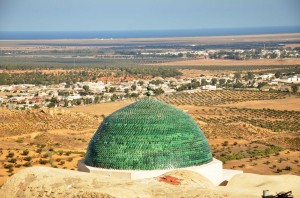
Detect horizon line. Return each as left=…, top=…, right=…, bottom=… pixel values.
left=1, top=25, right=300, bottom=33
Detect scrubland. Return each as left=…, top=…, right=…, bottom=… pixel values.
left=0, top=91, right=299, bottom=186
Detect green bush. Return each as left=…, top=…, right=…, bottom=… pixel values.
left=6, top=152, right=14, bottom=158
left=23, top=156, right=32, bottom=161
left=23, top=162, right=31, bottom=167
left=15, top=164, right=22, bottom=168
left=22, top=150, right=30, bottom=156
left=42, top=152, right=51, bottom=158
left=39, top=159, right=49, bottom=165
left=284, top=166, right=292, bottom=171
left=16, top=138, right=24, bottom=143
left=36, top=148, right=43, bottom=153
left=250, top=146, right=283, bottom=157
left=222, top=141, right=229, bottom=146
left=8, top=158, right=17, bottom=163
left=4, top=164, right=14, bottom=169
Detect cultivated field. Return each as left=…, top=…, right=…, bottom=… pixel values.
left=154, top=58, right=300, bottom=66
left=220, top=96, right=300, bottom=111
left=157, top=90, right=288, bottom=106
left=210, top=139, right=300, bottom=176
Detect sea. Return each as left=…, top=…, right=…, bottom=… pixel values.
left=0, top=26, right=300, bottom=40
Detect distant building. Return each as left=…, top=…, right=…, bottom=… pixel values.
left=201, top=85, right=217, bottom=90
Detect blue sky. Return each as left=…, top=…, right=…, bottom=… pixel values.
left=0, top=0, right=299, bottom=31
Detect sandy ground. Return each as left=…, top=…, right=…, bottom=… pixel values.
left=153, top=58, right=300, bottom=66
left=224, top=150, right=300, bottom=176
left=0, top=92, right=19, bottom=97
left=218, top=96, right=300, bottom=111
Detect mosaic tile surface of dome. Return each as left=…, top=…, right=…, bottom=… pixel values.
left=85, top=98, right=212, bottom=170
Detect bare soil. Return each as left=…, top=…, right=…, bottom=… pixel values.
left=69, top=100, right=134, bottom=116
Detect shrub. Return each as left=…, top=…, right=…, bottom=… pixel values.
left=222, top=141, right=228, bottom=147
left=59, top=161, right=65, bottom=165
left=250, top=146, right=283, bottom=157
left=57, top=150, right=63, bottom=155
left=23, top=156, right=32, bottom=161
left=65, top=151, right=72, bottom=156
left=284, top=166, right=292, bottom=171
left=15, top=164, right=22, bottom=168
left=22, top=150, right=30, bottom=156
left=16, top=138, right=24, bottom=143
left=6, top=152, right=14, bottom=158
left=36, top=148, right=43, bottom=154
left=4, top=164, right=13, bottom=169
left=42, top=152, right=51, bottom=158
left=217, top=152, right=246, bottom=162
left=39, top=159, right=49, bottom=165
left=264, top=161, right=270, bottom=165
left=8, top=158, right=17, bottom=163
left=23, top=162, right=31, bottom=167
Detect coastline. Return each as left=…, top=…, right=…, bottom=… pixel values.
left=1, top=33, right=300, bottom=48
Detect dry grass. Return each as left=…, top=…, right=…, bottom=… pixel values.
left=69, top=100, right=134, bottom=116
left=0, top=108, right=100, bottom=137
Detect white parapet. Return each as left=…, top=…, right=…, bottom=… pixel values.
left=78, top=158, right=242, bottom=186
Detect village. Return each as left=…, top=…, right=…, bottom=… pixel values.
left=0, top=71, right=299, bottom=110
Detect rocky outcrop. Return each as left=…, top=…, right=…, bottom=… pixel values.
left=1, top=167, right=299, bottom=198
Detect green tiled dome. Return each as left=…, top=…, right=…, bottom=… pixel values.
left=85, top=98, right=212, bottom=170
